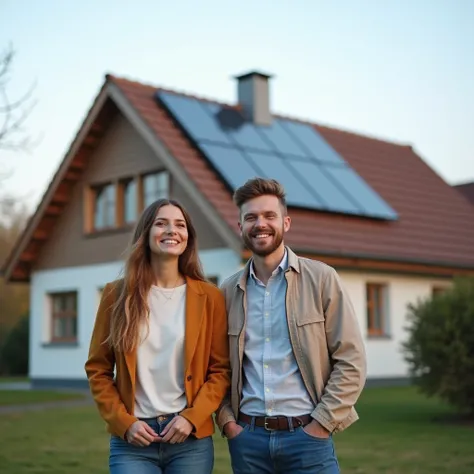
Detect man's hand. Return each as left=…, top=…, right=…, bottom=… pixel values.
left=125, top=420, right=159, bottom=447
left=302, top=420, right=331, bottom=439
left=159, top=416, right=193, bottom=444
left=223, top=421, right=244, bottom=440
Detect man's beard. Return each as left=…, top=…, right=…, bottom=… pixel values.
left=242, top=227, right=284, bottom=257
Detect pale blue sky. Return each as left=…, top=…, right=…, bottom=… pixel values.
left=1, top=0, right=473, bottom=209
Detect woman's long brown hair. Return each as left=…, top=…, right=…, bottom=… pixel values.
left=107, top=199, right=206, bottom=352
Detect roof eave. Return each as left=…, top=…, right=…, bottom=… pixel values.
left=242, top=247, right=474, bottom=277
left=2, top=79, right=115, bottom=283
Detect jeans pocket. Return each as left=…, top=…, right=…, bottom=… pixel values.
left=227, top=422, right=249, bottom=442
left=299, top=426, right=332, bottom=441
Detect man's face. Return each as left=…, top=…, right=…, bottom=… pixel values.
left=239, top=195, right=291, bottom=257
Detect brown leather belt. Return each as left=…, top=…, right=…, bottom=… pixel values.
left=238, top=413, right=312, bottom=431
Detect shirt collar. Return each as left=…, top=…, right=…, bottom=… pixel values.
left=249, top=249, right=288, bottom=282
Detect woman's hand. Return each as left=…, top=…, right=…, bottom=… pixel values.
left=125, top=420, right=159, bottom=447
left=159, top=415, right=194, bottom=444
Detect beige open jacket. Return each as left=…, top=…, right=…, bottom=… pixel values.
left=217, top=247, right=367, bottom=434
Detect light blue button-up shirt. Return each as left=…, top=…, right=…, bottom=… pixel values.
left=240, top=250, right=315, bottom=417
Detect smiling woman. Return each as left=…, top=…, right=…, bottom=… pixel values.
left=85, top=198, right=231, bottom=474
left=149, top=205, right=189, bottom=261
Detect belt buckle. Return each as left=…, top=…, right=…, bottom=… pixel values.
left=157, top=415, right=168, bottom=422
left=263, top=416, right=278, bottom=431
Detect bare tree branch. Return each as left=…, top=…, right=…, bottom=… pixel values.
left=0, top=43, right=38, bottom=153
left=0, top=45, right=14, bottom=83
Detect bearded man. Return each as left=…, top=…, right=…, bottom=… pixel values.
left=217, top=177, right=367, bottom=474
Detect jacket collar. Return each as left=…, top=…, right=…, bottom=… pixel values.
left=236, top=246, right=300, bottom=291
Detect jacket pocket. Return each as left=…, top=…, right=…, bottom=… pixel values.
left=296, top=313, right=325, bottom=327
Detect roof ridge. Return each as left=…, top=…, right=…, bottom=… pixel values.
left=108, top=73, right=413, bottom=149
left=106, top=73, right=234, bottom=107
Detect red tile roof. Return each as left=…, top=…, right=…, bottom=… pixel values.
left=111, top=75, right=474, bottom=269
left=454, top=182, right=474, bottom=206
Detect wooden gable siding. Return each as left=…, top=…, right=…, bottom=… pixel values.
left=34, top=112, right=226, bottom=272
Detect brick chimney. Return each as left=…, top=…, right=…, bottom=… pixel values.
left=235, top=71, right=272, bottom=126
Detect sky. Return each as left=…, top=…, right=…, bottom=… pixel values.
left=1, top=0, right=473, bottom=211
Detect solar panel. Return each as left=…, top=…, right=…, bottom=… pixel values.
left=199, top=143, right=263, bottom=190
left=156, top=91, right=398, bottom=221
left=286, top=159, right=362, bottom=214
left=245, top=151, right=325, bottom=208
left=257, top=120, right=309, bottom=157
left=280, top=120, right=345, bottom=165
left=201, top=102, right=274, bottom=153
left=324, top=166, right=398, bottom=219
left=159, top=92, right=231, bottom=146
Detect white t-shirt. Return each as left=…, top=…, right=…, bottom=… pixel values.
left=134, top=284, right=187, bottom=418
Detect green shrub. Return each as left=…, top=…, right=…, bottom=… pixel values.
left=402, top=276, right=474, bottom=415
left=0, top=314, right=29, bottom=375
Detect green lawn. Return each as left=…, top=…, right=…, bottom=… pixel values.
left=0, top=386, right=473, bottom=473
left=0, top=389, right=84, bottom=406
left=0, top=376, right=29, bottom=384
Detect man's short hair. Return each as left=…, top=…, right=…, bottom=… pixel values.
left=233, top=177, right=287, bottom=213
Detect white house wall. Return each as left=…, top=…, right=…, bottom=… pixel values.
left=339, top=270, right=451, bottom=380
left=29, top=255, right=451, bottom=385
left=29, top=248, right=240, bottom=383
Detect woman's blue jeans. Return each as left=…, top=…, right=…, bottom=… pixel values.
left=109, top=415, right=214, bottom=474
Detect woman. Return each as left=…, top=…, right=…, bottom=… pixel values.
left=85, top=198, right=230, bottom=474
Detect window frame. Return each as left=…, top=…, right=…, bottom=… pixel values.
left=432, top=286, right=447, bottom=297
left=366, top=283, right=388, bottom=337
left=50, top=291, right=78, bottom=343
left=140, top=170, right=170, bottom=210
left=118, top=177, right=139, bottom=227
left=84, top=170, right=170, bottom=235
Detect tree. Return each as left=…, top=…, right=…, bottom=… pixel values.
left=0, top=43, right=37, bottom=153
left=402, top=276, right=474, bottom=415
left=0, top=42, right=34, bottom=374
left=0, top=196, right=29, bottom=349
left=0, top=314, right=29, bottom=375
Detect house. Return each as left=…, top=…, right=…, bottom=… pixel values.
left=3, top=71, right=474, bottom=388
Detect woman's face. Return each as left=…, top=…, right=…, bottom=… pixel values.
left=148, top=205, right=189, bottom=259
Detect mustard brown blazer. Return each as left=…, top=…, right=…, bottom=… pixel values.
left=85, top=277, right=231, bottom=440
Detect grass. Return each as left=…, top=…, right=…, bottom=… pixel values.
left=0, top=389, right=85, bottom=406
left=0, top=386, right=473, bottom=473
left=335, top=386, right=474, bottom=473
left=0, top=376, right=29, bottom=384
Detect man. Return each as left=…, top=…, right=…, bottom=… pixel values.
left=217, top=178, right=366, bottom=474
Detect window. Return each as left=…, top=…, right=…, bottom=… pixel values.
left=85, top=171, right=170, bottom=234
left=143, top=171, right=169, bottom=208
left=366, top=283, right=387, bottom=337
left=50, top=292, right=78, bottom=342
left=432, top=286, right=447, bottom=297
left=121, top=178, right=137, bottom=224
left=93, top=183, right=115, bottom=230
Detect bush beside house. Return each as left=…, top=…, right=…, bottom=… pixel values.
left=403, top=276, right=474, bottom=415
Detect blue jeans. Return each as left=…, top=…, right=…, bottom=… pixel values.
left=228, top=419, right=340, bottom=474
left=109, top=416, right=214, bottom=474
